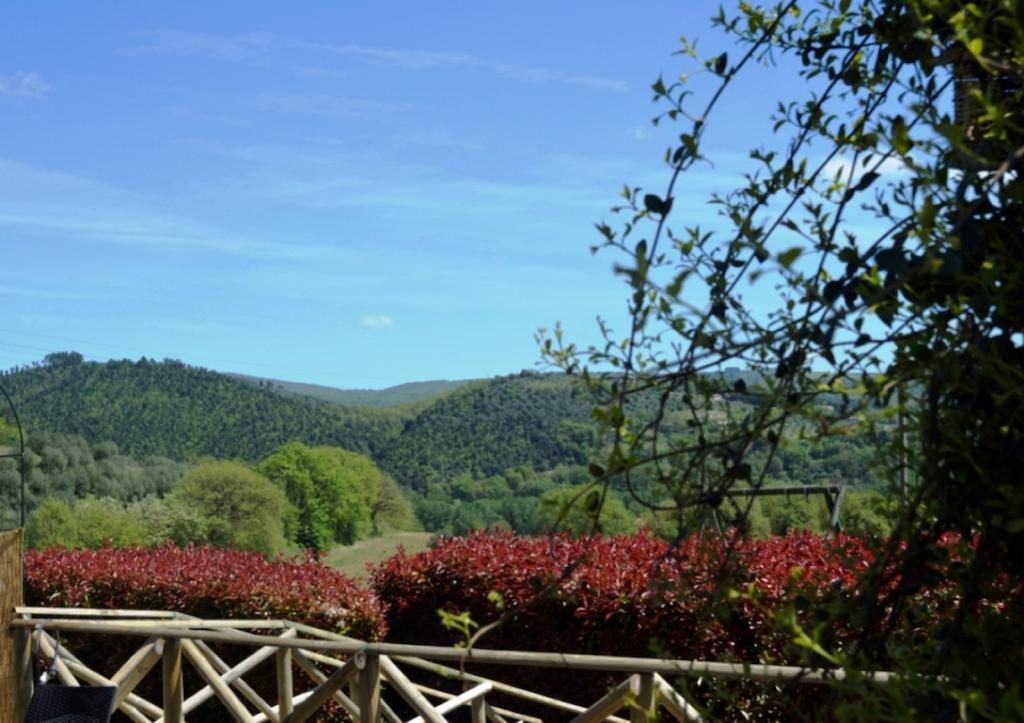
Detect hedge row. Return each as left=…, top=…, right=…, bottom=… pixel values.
left=371, top=529, right=871, bottom=662
left=25, top=544, right=386, bottom=640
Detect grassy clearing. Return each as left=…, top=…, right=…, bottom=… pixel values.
left=323, top=531, right=433, bottom=578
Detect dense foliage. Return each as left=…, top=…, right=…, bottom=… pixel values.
left=258, top=443, right=383, bottom=551
left=372, top=530, right=884, bottom=716
left=380, top=373, right=596, bottom=490
left=235, top=374, right=471, bottom=408
left=26, top=544, right=386, bottom=639
left=0, top=431, right=183, bottom=530
left=170, top=460, right=295, bottom=555
left=1, top=355, right=403, bottom=460
left=540, top=0, right=1024, bottom=716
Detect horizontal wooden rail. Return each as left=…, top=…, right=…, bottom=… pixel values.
left=12, top=607, right=898, bottom=723
left=12, top=616, right=892, bottom=684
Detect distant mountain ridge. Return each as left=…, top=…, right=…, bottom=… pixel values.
left=228, top=373, right=473, bottom=408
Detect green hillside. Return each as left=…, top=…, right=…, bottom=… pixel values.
left=2, top=354, right=404, bottom=461
left=1, top=356, right=597, bottom=490
left=380, top=372, right=596, bottom=491
left=230, top=374, right=472, bottom=408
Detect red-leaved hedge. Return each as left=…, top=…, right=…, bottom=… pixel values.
left=25, top=544, right=386, bottom=640
left=372, top=529, right=871, bottom=662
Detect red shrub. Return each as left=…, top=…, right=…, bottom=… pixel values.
left=25, top=544, right=386, bottom=640
left=372, top=530, right=871, bottom=662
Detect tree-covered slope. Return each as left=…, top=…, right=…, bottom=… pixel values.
left=2, top=355, right=404, bottom=461
left=230, top=374, right=473, bottom=408
left=380, top=372, right=596, bottom=490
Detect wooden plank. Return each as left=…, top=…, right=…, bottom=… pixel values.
left=182, top=638, right=254, bottom=722
left=471, top=696, right=486, bottom=723
left=162, top=638, right=184, bottom=723
left=12, top=626, right=34, bottom=723
left=17, top=606, right=177, bottom=618
left=414, top=683, right=542, bottom=723
left=483, top=702, right=509, bottom=723
left=282, top=651, right=365, bottom=723
left=570, top=675, right=637, bottom=723
left=290, top=649, right=362, bottom=720
left=653, top=675, right=704, bottom=722
left=378, top=655, right=447, bottom=723
left=111, top=638, right=164, bottom=708
left=252, top=691, right=314, bottom=723
left=408, top=681, right=491, bottom=723
left=1, top=529, right=24, bottom=723
left=14, top=612, right=893, bottom=685
left=396, top=655, right=624, bottom=721
left=190, top=636, right=284, bottom=721
left=357, top=652, right=380, bottom=723
left=35, top=629, right=79, bottom=686
left=380, top=699, right=404, bottom=723
left=277, top=647, right=294, bottom=719
left=631, top=673, right=655, bottom=723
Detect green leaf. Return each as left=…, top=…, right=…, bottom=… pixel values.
left=713, top=52, right=728, bottom=76
left=891, top=116, right=912, bottom=155
left=777, top=246, right=803, bottom=269
left=644, top=194, right=672, bottom=216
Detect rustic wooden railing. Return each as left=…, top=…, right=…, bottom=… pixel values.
left=7, top=607, right=894, bottom=723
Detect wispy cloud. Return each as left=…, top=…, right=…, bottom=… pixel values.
left=0, top=284, right=92, bottom=301
left=0, top=158, right=332, bottom=260
left=294, top=41, right=629, bottom=91
left=162, top=103, right=253, bottom=127
left=121, top=30, right=275, bottom=62
left=359, top=314, right=395, bottom=329
left=119, top=31, right=626, bottom=91
left=251, top=93, right=412, bottom=119
left=0, top=71, right=49, bottom=99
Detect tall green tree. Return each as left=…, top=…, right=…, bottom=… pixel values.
left=171, top=460, right=293, bottom=556
left=543, top=0, right=1023, bottom=717
left=258, top=443, right=386, bottom=551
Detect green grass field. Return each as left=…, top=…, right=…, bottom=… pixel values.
left=323, top=531, right=434, bottom=578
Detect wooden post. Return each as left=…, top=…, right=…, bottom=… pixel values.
left=357, top=653, right=380, bottom=723
left=631, top=673, right=655, bottom=723
left=277, top=647, right=294, bottom=718
left=1, top=529, right=26, bottom=723
left=162, top=638, right=184, bottom=723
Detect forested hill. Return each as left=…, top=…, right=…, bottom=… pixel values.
left=380, top=372, right=596, bottom=490
left=2, top=355, right=405, bottom=461
left=229, top=374, right=472, bottom=408
left=1, top=356, right=598, bottom=486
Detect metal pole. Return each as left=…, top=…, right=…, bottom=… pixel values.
left=0, top=378, right=26, bottom=527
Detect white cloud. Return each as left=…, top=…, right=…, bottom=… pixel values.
left=359, top=314, right=395, bottom=329
left=822, top=155, right=910, bottom=184
left=0, top=284, right=92, bottom=301
left=252, top=93, right=412, bottom=119
left=295, top=41, right=629, bottom=91
left=121, top=31, right=274, bottom=62
left=0, top=71, right=49, bottom=99
left=0, top=158, right=333, bottom=260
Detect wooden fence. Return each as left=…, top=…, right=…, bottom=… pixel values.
left=5, top=606, right=893, bottom=723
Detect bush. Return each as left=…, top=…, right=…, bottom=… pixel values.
left=171, top=460, right=295, bottom=556
left=372, top=529, right=867, bottom=662
left=26, top=544, right=385, bottom=639
left=372, top=530, right=874, bottom=716
left=26, top=496, right=151, bottom=549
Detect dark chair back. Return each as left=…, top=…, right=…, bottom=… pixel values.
left=23, top=684, right=117, bottom=723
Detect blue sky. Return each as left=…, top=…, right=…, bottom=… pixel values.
left=1, top=1, right=810, bottom=388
